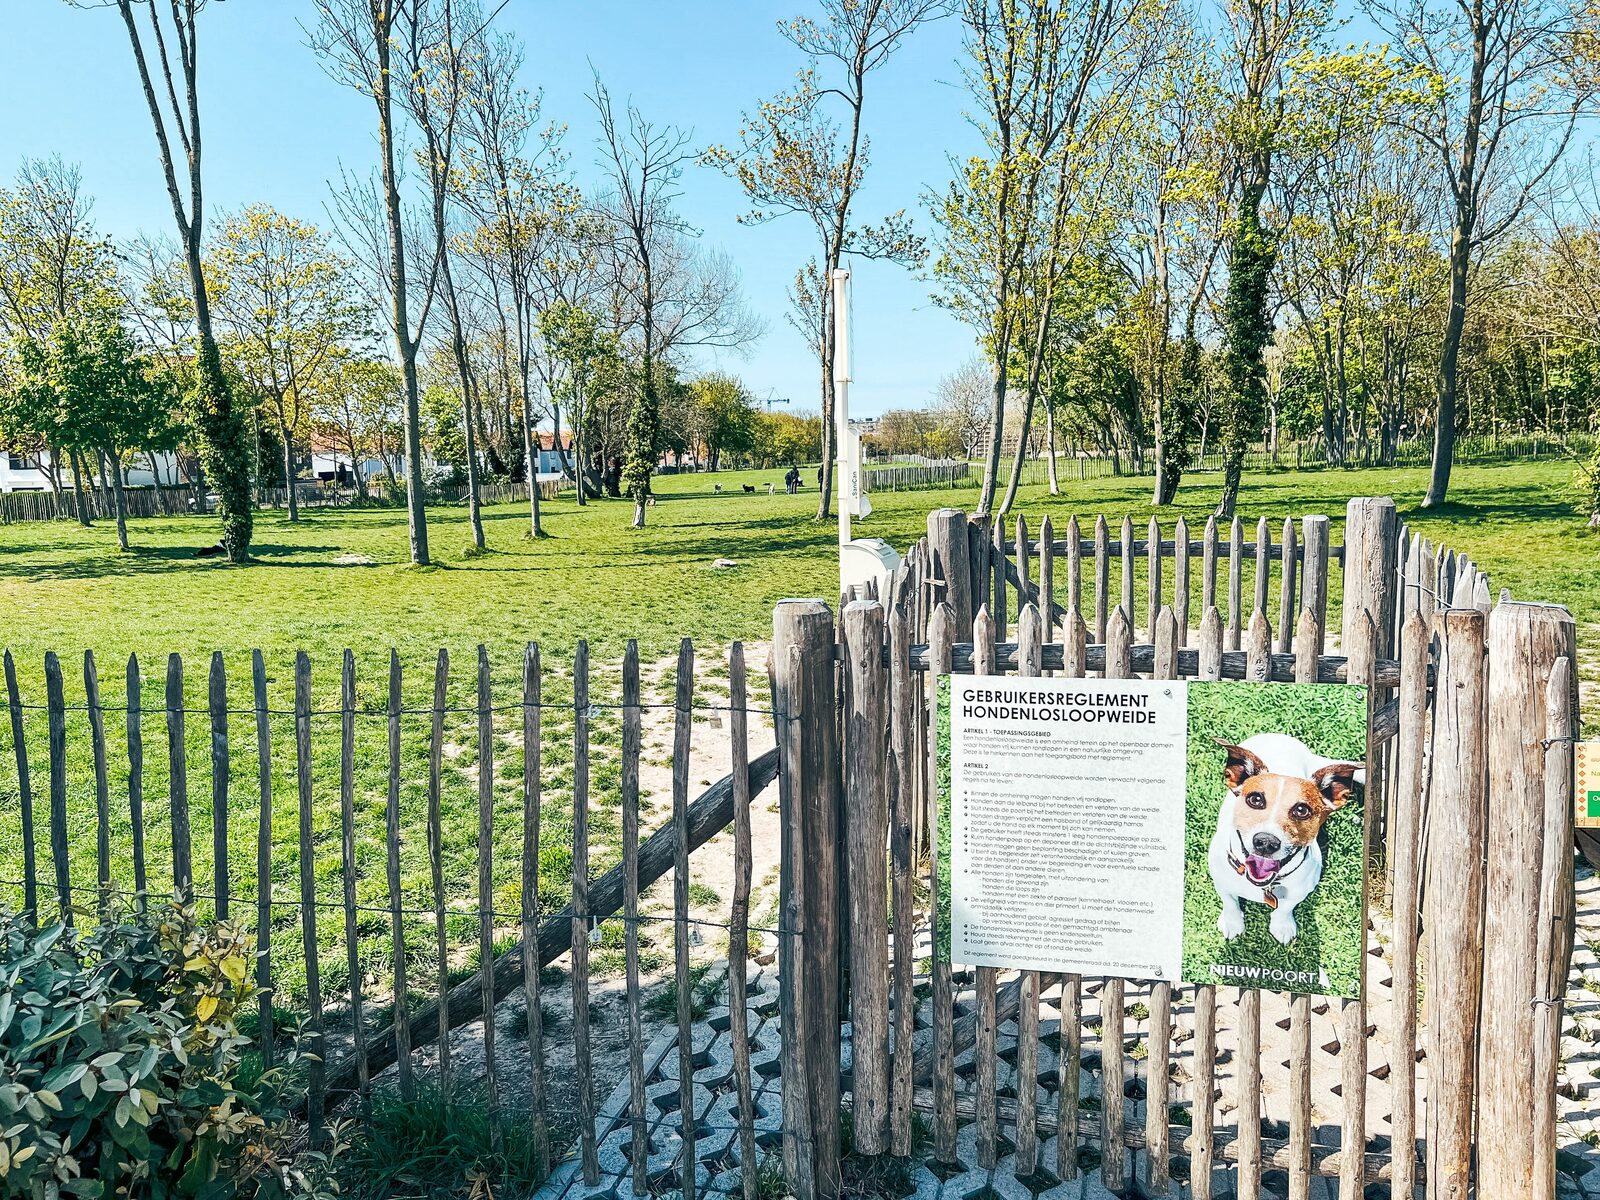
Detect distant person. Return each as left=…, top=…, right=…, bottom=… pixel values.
left=785, top=466, right=799, bottom=494
left=816, top=466, right=823, bottom=490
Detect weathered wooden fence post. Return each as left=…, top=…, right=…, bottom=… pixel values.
left=1425, top=607, right=1487, bottom=1200
left=843, top=599, right=890, bottom=1156
left=1344, top=498, right=1398, bottom=862
left=928, top=508, right=972, bottom=634
left=1534, top=654, right=1576, bottom=1200
left=1479, top=600, right=1577, bottom=1196
left=773, top=599, right=843, bottom=1200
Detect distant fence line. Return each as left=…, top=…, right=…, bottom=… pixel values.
left=0, top=431, right=1584, bottom=526
left=990, top=429, right=1591, bottom=489
left=862, top=460, right=973, bottom=491
left=0, top=476, right=572, bottom=526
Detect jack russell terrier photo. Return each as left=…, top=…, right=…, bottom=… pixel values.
left=1206, top=732, right=1363, bottom=946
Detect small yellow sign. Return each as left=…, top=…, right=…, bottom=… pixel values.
left=1576, top=741, right=1600, bottom=828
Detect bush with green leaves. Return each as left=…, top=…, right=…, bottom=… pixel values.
left=0, top=902, right=282, bottom=1199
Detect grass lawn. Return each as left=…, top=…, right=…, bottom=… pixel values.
left=0, top=457, right=1592, bottom=1004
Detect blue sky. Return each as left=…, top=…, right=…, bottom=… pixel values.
left=1, top=1, right=984, bottom=418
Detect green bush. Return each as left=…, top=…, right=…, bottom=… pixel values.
left=0, top=902, right=324, bottom=1200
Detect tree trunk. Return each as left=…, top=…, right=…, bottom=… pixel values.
left=521, top=399, right=543, bottom=538
left=1046, top=403, right=1059, bottom=495
left=280, top=418, right=300, bottom=522
left=371, top=25, right=429, bottom=564
left=460, top=375, right=485, bottom=550
left=109, top=451, right=130, bottom=551
left=69, top=449, right=91, bottom=526
left=573, top=403, right=588, bottom=507
left=998, top=384, right=1036, bottom=517
left=1426, top=228, right=1473, bottom=508
left=815, top=341, right=835, bottom=520
left=978, top=360, right=1007, bottom=516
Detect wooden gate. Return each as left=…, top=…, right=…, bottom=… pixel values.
left=770, top=497, right=1578, bottom=1200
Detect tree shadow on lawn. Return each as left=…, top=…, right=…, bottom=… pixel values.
left=0, top=541, right=359, bottom=581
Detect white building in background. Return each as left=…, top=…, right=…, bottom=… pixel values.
left=0, top=449, right=183, bottom=494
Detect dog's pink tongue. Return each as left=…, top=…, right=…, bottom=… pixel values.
left=1246, top=855, right=1278, bottom=883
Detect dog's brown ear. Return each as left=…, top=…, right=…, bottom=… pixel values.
left=1312, top=761, right=1363, bottom=809
left=1217, top=741, right=1266, bottom=792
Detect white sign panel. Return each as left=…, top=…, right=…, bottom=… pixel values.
left=945, top=675, right=1189, bottom=982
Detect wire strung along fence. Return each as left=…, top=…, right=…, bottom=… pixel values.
left=0, top=494, right=1582, bottom=1200
left=0, top=635, right=790, bottom=1200
left=767, top=495, right=1578, bottom=1200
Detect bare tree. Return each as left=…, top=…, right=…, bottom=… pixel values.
left=592, top=80, right=762, bottom=528
left=707, top=0, right=942, bottom=521
left=79, top=0, right=255, bottom=559
left=458, top=29, right=575, bottom=538
left=405, top=0, right=491, bottom=548
left=310, top=0, right=446, bottom=564
left=1366, top=0, right=1600, bottom=506
left=932, top=356, right=993, bottom=460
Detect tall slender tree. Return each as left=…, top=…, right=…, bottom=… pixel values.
left=707, top=0, right=941, bottom=521
left=311, top=0, right=443, bottom=564
left=1365, top=0, right=1600, bottom=507
left=1212, top=0, right=1323, bottom=518
left=81, top=0, right=254, bottom=559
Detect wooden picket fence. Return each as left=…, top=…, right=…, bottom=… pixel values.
left=0, top=476, right=573, bottom=525
left=767, top=496, right=1578, bottom=1200
left=0, top=484, right=197, bottom=524
left=0, top=637, right=783, bottom=1200
left=0, top=493, right=1581, bottom=1200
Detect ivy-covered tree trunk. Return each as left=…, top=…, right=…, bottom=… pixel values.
left=1215, top=183, right=1275, bottom=519
left=624, top=360, right=661, bottom=529
left=1154, top=332, right=1203, bottom=506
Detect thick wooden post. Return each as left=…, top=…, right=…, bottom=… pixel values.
left=928, top=509, right=972, bottom=634
left=843, top=600, right=890, bottom=1155
left=773, top=599, right=842, bottom=1200
left=1425, top=608, right=1487, bottom=1200
left=1479, top=600, right=1577, bottom=1196
left=1342, top=498, right=1398, bottom=657
left=1343, top=498, right=1399, bottom=867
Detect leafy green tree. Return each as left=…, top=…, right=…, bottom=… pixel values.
left=931, top=0, right=1150, bottom=516
left=12, top=319, right=169, bottom=549
left=206, top=205, right=367, bottom=521
left=1365, top=0, right=1600, bottom=507
left=1212, top=0, right=1325, bottom=518
left=690, top=373, right=759, bottom=469
left=0, top=158, right=124, bottom=508
left=539, top=301, right=622, bottom=502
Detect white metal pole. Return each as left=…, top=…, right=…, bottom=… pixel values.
left=832, top=267, right=851, bottom=551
